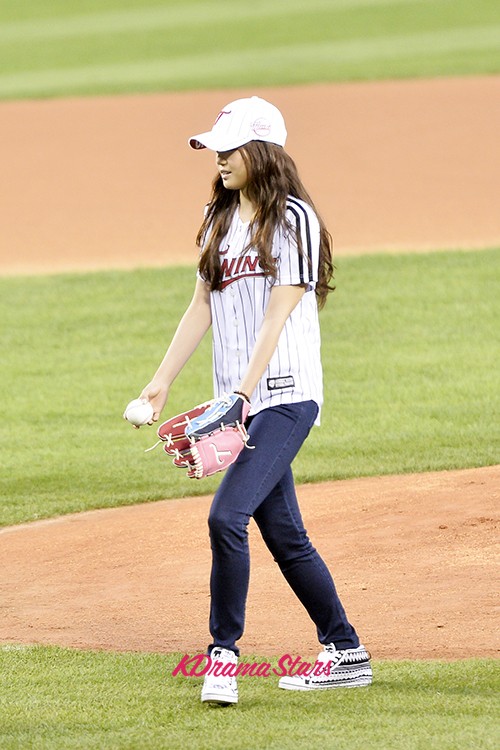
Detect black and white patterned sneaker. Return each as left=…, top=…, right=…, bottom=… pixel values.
left=278, top=644, right=372, bottom=691
left=201, top=647, right=238, bottom=705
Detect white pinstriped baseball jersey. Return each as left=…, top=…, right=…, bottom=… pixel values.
left=203, top=196, right=323, bottom=423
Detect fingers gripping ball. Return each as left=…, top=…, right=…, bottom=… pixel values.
left=123, top=398, right=154, bottom=426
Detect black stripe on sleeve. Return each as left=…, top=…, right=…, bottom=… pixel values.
left=287, top=197, right=314, bottom=282
left=285, top=206, right=305, bottom=284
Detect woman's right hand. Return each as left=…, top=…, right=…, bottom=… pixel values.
left=139, top=381, right=169, bottom=424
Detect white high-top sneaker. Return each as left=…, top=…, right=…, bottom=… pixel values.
left=201, top=647, right=239, bottom=705
left=278, top=644, right=372, bottom=691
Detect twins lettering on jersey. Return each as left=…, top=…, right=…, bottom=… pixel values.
left=220, top=253, right=266, bottom=290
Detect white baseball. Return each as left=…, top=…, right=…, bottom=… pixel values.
left=123, top=398, right=154, bottom=426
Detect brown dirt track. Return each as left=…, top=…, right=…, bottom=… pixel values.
left=1, top=77, right=499, bottom=660
left=0, top=467, right=498, bottom=659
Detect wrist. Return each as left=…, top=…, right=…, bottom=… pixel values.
left=234, top=389, right=251, bottom=404
left=152, top=369, right=173, bottom=388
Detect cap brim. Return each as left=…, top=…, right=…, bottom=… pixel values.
left=188, top=132, right=210, bottom=150
left=188, top=132, right=251, bottom=152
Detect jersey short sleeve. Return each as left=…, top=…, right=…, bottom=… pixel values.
left=274, top=197, right=321, bottom=289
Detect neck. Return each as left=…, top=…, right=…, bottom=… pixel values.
left=238, top=189, right=255, bottom=223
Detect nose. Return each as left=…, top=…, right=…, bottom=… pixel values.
left=216, top=151, right=228, bottom=165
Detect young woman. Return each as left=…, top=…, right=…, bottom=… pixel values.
left=137, top=96, right=371, bottom=705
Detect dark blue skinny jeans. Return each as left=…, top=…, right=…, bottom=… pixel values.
left=207, top=400, right=360, bottom=656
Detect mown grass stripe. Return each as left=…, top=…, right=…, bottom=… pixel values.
left=0, top=0, right=434, bottom=42
left=0, top=24, right=497, bottom=97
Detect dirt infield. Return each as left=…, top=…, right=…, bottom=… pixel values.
left=0, top=467, right=498, bottom=659
left=1, top=76, right=499, bottom=276
left=1, top=77, right=499, bottom=660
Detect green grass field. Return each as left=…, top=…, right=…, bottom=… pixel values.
left=1, top=646, right=498, bottom=750
left=1, top=248, right=499, bottom=528
left=0, top=0, right=498, bottom=99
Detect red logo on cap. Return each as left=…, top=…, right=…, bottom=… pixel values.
left=214, top=110, right=231, bottom=126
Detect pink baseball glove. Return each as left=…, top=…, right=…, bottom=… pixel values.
left=156, top=393, right=252, bottom=479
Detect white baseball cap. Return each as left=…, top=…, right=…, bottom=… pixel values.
left=189, top=96, right=287, bottom=152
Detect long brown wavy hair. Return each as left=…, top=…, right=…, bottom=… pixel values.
left=196, top=141, right=334, bottom=308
